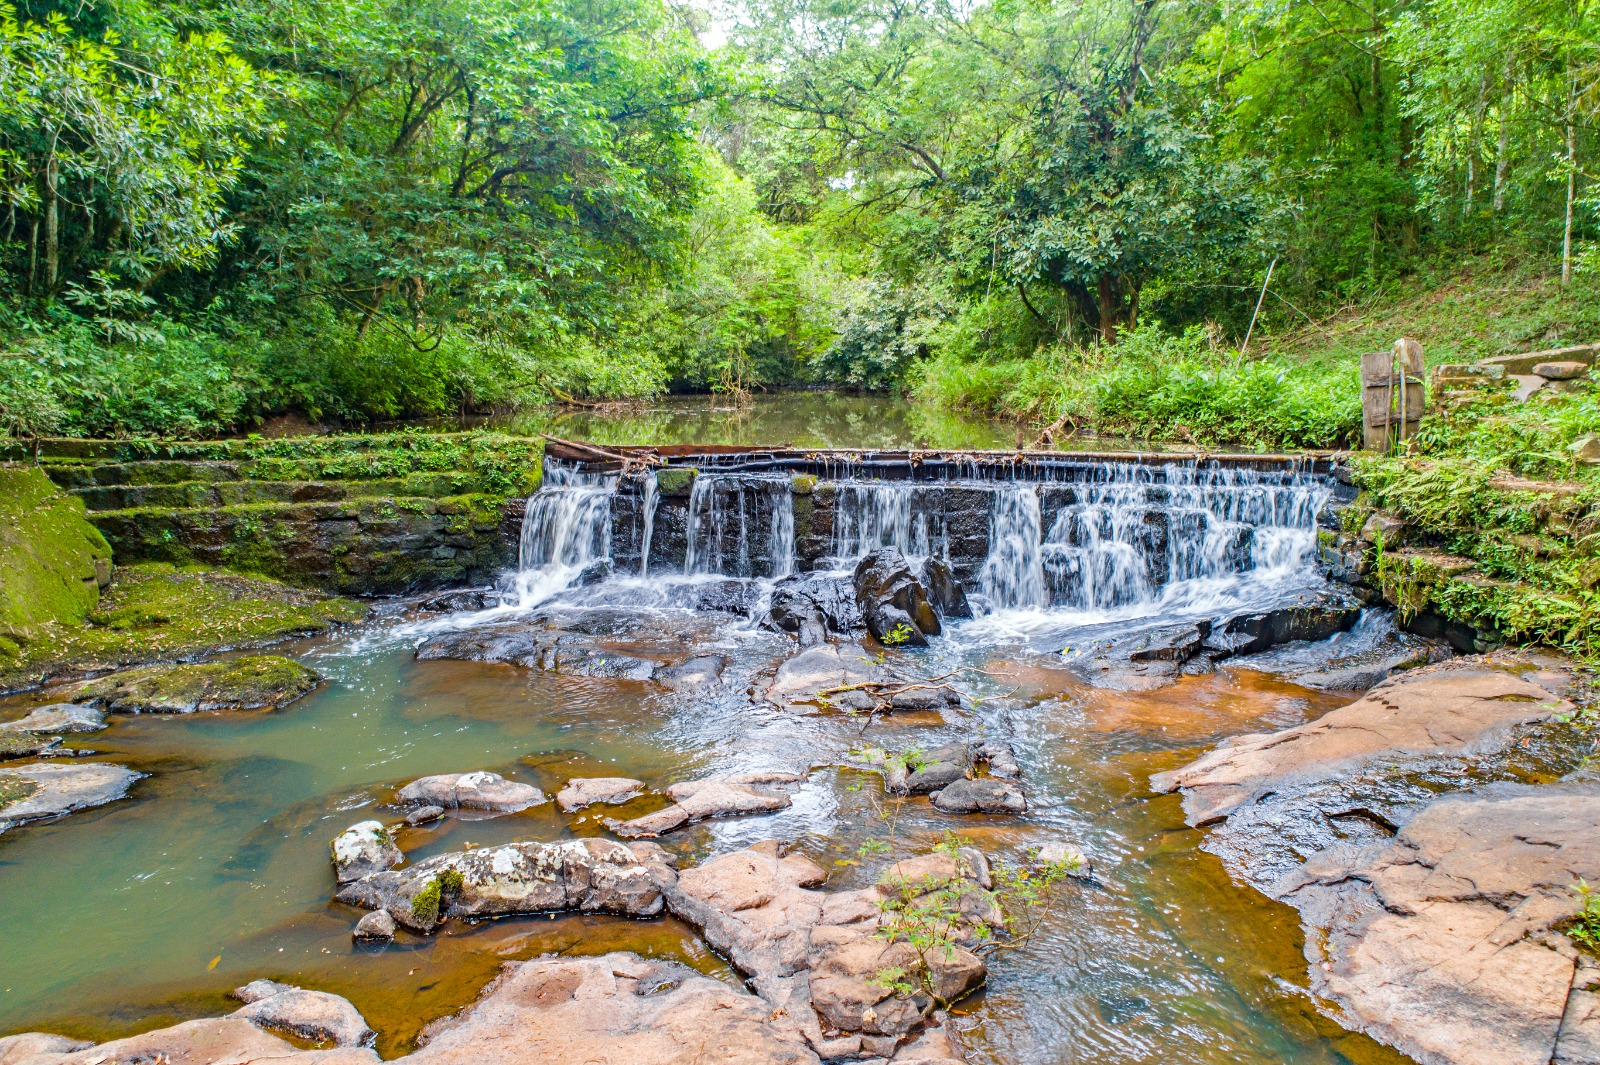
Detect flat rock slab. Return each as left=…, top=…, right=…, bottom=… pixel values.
left=231, top=979, right=375, bottom=1048
left=397, top=771, right=545, bottom=813
left=335, top=838, right=677, bottom=933
left=0, top=704, right=105, bottom=734
left=557, top=776, right=645, bottom=812
left=1278, top=787, right=1600, bottom=1065
left=67, top=655, right=320, bottom=713
left=607, top=771, right=804, bottom=838
left=1150, top=657, right=1573, bottom=826
left=0, top=1018, right=375, bottom=1065
left=767, top=643, right=887, bottom=702
left=1535, top=360, right=1591, bottom=380
left=0, top=762, right=140, bottom=833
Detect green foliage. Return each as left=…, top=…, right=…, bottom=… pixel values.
left=1570, top=880, right=1600, bottom=952
left=882, top=622, right=916, bottom=646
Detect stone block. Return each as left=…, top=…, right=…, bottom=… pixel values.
left=1533, top=361, right=1590, bottom=381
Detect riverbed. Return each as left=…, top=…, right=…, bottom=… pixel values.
left=0, top=395, right=1414, bottom=1065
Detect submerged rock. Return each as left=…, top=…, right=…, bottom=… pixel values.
left=657, top=656, right=725, bottom=691
left=353, top=909, right=396, bottom=941
left=397, top=771, right=545, bottom=813
left=607, top=771, right=805, bottom=839
left=853, top=548, right=941, bottom=646
left=557, top=776, right=645, bottom=812
left=67, top=655, right=320, bottom=713
left=0, top=762, right=140, bottom=833
left=404, top=804, right=445, bottom=826
left=930, top=777, right=1026, bottom=815
left=0, top=703, right=105, bottom=734
left=331, top=820, right=403, bottom=884
left=231, top=979, right=375, bottom=1048
left=335, top=837, right=676, bottom=933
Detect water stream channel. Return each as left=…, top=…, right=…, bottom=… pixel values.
left=0, top=396, right=1416, bottom=1065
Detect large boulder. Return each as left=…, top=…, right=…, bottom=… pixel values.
left=231, top=979, right=375, bottom=1048
left=67, top=655, right=320, bottom=713
left=853, top=549, right=940, bottom=647
left=331, top=820, right=403, bottom=884
left=396, top=771, right=545, bottom=813
left=607, top=771, right=804, bottom=838
left=917, top=558, right=971, bottom=620
left=335, top=838, right=676, bottom=933
left=767, top=573, right=863, bottom=647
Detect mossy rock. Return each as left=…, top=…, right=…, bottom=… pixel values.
left=0, top=465, right=112, bottom=642
left=655, top=467, right=698, bottom=497
left=0, top=731, right=57, bottom=761
left=69, top=654, right=321, bottom=714
left=0, top=774, right=38, bottom=810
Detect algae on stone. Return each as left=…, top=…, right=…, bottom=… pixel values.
left=0, top=774, right=39, bottom=810
left=69, top=654, right=320, bottom=713
left=0, top=465, right=112, bottom=660
left=2, top=563, right=366, bottom=688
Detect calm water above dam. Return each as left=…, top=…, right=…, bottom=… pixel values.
left=0, top=394, right=1409, bottom=1065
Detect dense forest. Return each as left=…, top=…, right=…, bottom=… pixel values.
left=0, top=0, right=1594, bottom=441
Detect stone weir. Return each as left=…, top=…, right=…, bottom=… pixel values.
left=534, top=439, right=1350, bottom=614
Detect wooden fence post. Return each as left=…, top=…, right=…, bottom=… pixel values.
left=1361, top=338, right=1425, bottom=451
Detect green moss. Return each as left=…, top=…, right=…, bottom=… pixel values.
left=791, top=473, right=817, bottom=495
left=0, top=732, right=53, bottom=760
left=655, top=467, right=697, bottom=497
left=0, top=774, right=39, bottom=810
left=70, top=653, right=320, bottom=713
left=410, top=867, right=466, bottom=925
left=0, top=465, right=112, bottom=642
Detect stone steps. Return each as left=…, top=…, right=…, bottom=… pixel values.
left=69, top=474, right=479, bottom=512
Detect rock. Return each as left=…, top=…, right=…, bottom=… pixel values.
left=231, top=980, right=375, bottom=1048
left=1209, top=599, right=1363, bottom=657
left=607, top=771, right=804, bottom=838
left=918, top=558, right=972, bottom=620
left=67, top=655, right=320, bottom=713
left=1062, top=621, right=1209, bottom=690
left=1514, top=374, right=1550, bottom=402
left=1536, top=360, right=1591, bottom=380
left=353, top=909, right=397, bottom=941
left=1571, top=434, right=1600, bottom=464
left=976, top=740, right=1020, bottom=779
left=331, top=820, right=403, bottom=884
left=0, top=1019, right=341, bottom=1065
left=1033, top=842, right=1092, bottom=878
left=663, top=841, right=999, bottom=1054
left=767, top=573, right=862, bottom=647
left=1276, top=788, right=1600, bottom=1065
left=0, top=1034, right=92, bottom=1059
left=335, top=838, right=676, bottom=933
left=557, top=776, right=645, bottom=812
left=930, top=778, right=1026, bottom=815
left=853, top=548, right=941, bottom=646
left=666, top=579, right=764, bottom=616
left=887, top=686, right=961, bottom=711
left=768, top=643, right=888, bottom=703
left=0, top=762, right=140, bottom=833
left=405, top=804, right=445, bottom=826
left=657, top=656, right=724, bottom=690
left=397, top=771, right=545, bottom=813
left=0, top=703, right=105, bottom=733
left=1150, top=657, right=1575, bottom=830
left=894, top=743, right=973, bottom=795
left=415, top=626, right=544, bottom=667
left=1359, top=511, right=1407, bottom=546
left=0, top=731, right=60, bottom=761
left=409, top=952, right=818, bottom=1065
left=418, top=588, right=502, bottom=612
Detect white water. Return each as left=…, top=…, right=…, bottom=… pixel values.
left=447, top=459, right=1331, bottom=643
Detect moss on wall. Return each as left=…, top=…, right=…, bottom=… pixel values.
left=0, top=465, right=112, bottom=652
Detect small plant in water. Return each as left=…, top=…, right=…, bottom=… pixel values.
left=882, top=623, right=917, bottom=646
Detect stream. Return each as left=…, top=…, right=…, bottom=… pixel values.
left=0, top=396, right=1415, bottom=1065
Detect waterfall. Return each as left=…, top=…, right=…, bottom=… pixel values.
left=637, top=470, right=659, bottom=579
left=982, top=486, right=1046, bottom=610
left=830, top=483, right=946, bottom=563
left=509, top=464, right=617, bottom=607
left=685, top=474, right=794, bottom=578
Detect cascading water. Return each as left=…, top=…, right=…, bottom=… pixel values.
left=508, top=464, right=617, bottom=608
left=684, top=474, right=795, bottom=579
left=637, top=470, right=659, bottom=579
left=981, top=486, right=1046, bottom=609
left=830, top=483, right=948, bottom=563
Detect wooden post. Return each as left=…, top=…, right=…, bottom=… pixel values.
left=1361, top=340, right=1425, bottom=451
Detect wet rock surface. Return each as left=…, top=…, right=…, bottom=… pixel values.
left=66, top=654, right=320, bottom=713
left=556, top=776, right=645, bottom=812
left=231, top=978, right=375, bottom=1048
left=607, top=771, right=805, bottom=838
left=853, top=548, right=941, bottom=646
left=0, top=704, right=105, bottom=733
left=335, top=838, right=676, bottom=933
left=767, top=643, right=891, bottom=705
left=396, top=771, right=545, bottom=813
left=767, top=573, right=862, bottom=646
left=1154, top=654, right=1600, bottom=1065
left=930, top=777, right=1026, bottom=815
left=331, top=820, right=403, bottom=884
left=0, top=762, right=140, bottom=833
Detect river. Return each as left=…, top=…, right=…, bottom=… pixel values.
left=0, top=394, right=1412, bottom=1065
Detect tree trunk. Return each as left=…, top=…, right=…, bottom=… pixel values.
left=1563, top=73, right=1576, bottom=287
left=42, top=156, right=58, bottom=293
left=1097, top=277, right=1118, bottom=345
left=1493, top=55, right=1513, bottom=213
